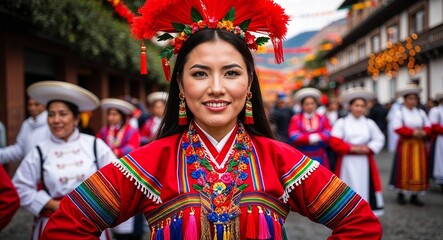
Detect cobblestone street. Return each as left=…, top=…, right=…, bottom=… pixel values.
left=1, top=150, right=442, bottom=239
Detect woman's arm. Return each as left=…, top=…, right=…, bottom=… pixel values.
left=12, top=147, right=52, bottom=216
left=41, top=163, right=147, bottom=239
left=287, top=163, right=382, bottom=239
left=0, top=166, right=20, bottom=230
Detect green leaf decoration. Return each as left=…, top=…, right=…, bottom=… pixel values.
left=228, top=160, right=239, bottom=168
left=200, top=159, right=213, bottom=171
left=256, top=37, right=270, bottom=46
left=172, top=22, right=185, bottom=32
left=239, top=19, right=251, bottom=31
left=223, top=7, right=235, bottom=21
left=157, top=33, right=174, bottom=41
left=237, top=183, right=249, bottom=191
left=191, top=7, right=204, bottom=22
left=192, top=183, right=203, bottom=191
left=184, top=25, right=192, bottom=35
left=159, top=46, right=174, bottom=60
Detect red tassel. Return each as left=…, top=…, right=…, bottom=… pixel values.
left=273, top=214, right=282, bottom=240
left=162, top=58, right=171, bottom=81
left=257, top=206, right=270, bottom=239
left=245, top=206, right=257, bottom=239
left=140, top=42, right=148, bottom=75
left=184, top=208, right=197, bottom=240
left=271, top=37, right=284, bottom=64
left=164, top=218, right=171, bottom=240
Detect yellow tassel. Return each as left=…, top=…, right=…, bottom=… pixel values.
left=213, top=225, right=217, bottom=240
left=227, top=224, right=231, bottom=240
left=223, top=225, right=227, bottom=240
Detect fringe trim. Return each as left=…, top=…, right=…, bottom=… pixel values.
left=280, top=160, right=320, bottom=203
left=113, top=160, right=162, bottom=204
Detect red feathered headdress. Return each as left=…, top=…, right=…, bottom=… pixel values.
left=131, top=0, right=289, bottom=80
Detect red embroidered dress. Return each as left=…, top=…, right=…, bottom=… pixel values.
left=288, top=113, right=331, bottom=168
left=97, top=124, right=140, bottom=158
left=41, top=122, right=382, bottom=239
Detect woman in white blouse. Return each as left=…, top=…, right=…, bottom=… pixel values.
left=428, top=92, right=443, bottom=192
left=389, top=85, right=431, bottom=206
left=330, top=88, right=385, bottom=216
left=12, top=81, right=115, bottom=240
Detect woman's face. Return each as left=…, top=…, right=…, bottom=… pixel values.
left=301, top=97, right=317, bottom=114
left=180, top=39, right=250, bottom=136
left=107, top=108, right=123, bottom=126
left=151, top=100, right=166, bottom=117
left=349, top=98, right=367, bottom=118
left=47, top=101, right=78, bottom=141
left=404, top=94, right=418, bottom=108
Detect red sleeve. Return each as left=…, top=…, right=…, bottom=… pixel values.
left=432, top=124, right=443, bottom=135
left=288, top=115, right=310, bottom=145
left=330, top=136, right=351, bottom=155
left=272, top=141, right=382, bottom=239
left=395, top=126, right=414, bottom=137
left=318, top=115, right=332, bottom=143
left=41, top=164, right=149, bottom=239
left=0, top=166, right=20, bottom=230
left=424, top=126, right=432, bottom=136
left=287, top=165, right=382, bottom=239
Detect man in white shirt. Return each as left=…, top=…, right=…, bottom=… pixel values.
left=0, top=98, right=50, bottom=164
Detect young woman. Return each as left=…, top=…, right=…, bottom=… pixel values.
left=97, top=98, right=143, bottom=240
left=330, top=88, right=385, bottom=216
left=97, top=98, right=141, bottom=158
left=389, top=85, right=431, bottom=206
left=288, top=88, right=332, bottom=169
left=140, top=92, right=168, bottom=145
left=13, top=81, right=114, bottom=239
left=41, top=1, right=381, bottom=239
left=427, top=92, right=443, bottom=191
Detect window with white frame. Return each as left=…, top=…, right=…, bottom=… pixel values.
left=371, top=35, right=380, bottom=53
left=387, top=24, right=399, bottom=43
left=411, top=9, right=424, bottom=34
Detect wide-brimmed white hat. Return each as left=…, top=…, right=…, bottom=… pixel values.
left=101, top=98, right=135, bottom=115
left=293, top=88, right=321, bottom=104
left=434, top=92, right=443, bottom=101
left=396, top=84, right=422, bottom=97
left=27, top=81, right=100, bottom=111
left=341, top=87, right=375, bottom=105
left=147, top=91, right=168, bottom=105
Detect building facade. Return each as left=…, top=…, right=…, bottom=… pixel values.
left=326, top=0, right=443, bottom=104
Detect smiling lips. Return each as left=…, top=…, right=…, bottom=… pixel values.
left=204, top=101, right=230, bottom=112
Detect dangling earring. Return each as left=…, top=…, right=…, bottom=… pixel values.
left=178, top=92, right=188, bottom=125
left=244, top=92, right=254, bottom=124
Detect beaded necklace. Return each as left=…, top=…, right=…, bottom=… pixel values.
left=182, top=122, right=251, bottom=229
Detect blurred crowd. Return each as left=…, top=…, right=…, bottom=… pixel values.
left=1, top=83, right=443, bottom=238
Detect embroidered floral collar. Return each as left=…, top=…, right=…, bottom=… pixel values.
left=182, top=121, right=252, bottom=224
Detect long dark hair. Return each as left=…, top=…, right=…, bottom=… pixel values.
left=157, top=29, right=274, bottom=139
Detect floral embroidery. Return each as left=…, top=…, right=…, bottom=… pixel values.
left=182, top=122, right=252, bottom=223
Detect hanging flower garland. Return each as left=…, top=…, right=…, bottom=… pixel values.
left=107, top=0, right=136, bottom=24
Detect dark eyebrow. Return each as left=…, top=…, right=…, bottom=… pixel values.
left=189, top=63, right=243, bottom=71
